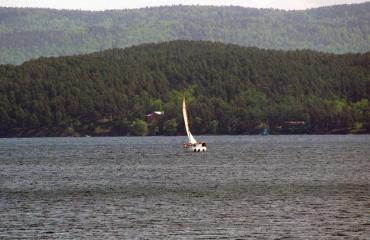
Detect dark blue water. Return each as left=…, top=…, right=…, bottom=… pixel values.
left=1, top=135, right=369, bottom=239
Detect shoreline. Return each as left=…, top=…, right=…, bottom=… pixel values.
left=1, top=128, right=369, bottom=138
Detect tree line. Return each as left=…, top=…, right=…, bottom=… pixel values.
left=0, top=40, right=369, bottom=137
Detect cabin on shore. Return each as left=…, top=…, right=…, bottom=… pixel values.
left=146, top=111, right=164, bottom=123
left=278, top=121, right=307, bottom=133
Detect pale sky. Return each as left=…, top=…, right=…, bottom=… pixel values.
left=0, top=0, right=368, bottom=10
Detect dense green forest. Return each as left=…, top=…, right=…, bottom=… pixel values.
left=0, top=41, right=369, bottom=137
left=1, top=2, right=370, bottom=64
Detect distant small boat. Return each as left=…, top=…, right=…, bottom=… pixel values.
left=182, top=97, right=207, bottom=152
left=260, top=128, right=269, bottom=136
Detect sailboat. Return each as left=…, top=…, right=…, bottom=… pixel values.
left=182, top=97, right=207, bottom=152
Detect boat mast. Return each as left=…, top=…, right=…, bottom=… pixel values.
left=182, top=97, right=197, bottom=144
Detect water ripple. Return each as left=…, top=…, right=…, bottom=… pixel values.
left=0, top=135, right=369, bottom=239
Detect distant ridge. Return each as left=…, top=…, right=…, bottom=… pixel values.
left=0, top=2, right=370, bottom=64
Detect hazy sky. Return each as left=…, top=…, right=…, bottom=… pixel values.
left=0, top=0, right=368, bottom=10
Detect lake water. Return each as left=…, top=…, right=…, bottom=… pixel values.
left=0, top=135, right=369, bottom=239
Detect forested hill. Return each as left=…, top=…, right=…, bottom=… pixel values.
left=0, top=41, right=369, bottom=137
left=1, top=2, right=370, bottom=64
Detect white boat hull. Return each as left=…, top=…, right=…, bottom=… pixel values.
left=184, top=142, right=207, bottom=152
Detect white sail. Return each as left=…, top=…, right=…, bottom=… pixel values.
left=182, top=97, right=197, bottom=144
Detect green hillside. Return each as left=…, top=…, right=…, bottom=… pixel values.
left=0, top=41, right=369, bottom=137
left=1, top=3, right=370, bottom=64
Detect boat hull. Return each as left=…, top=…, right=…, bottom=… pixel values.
left=183, top=142, right=207, bottom=152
